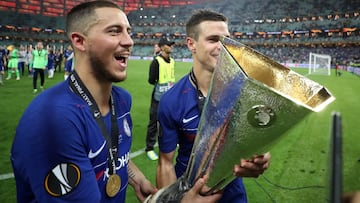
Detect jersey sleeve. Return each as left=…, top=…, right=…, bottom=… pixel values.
left=157, top=98, right=179, bottom=153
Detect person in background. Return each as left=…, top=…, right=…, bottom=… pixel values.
left=47, top=47, right=56, bottom=79
left=335, top=62, right=342, bottom=76
left=145, top=37, right=175, bottom=161
left=63, top=44, right=73, bottom=80
left=17, top=45, right=27, bottom=76
left=0, top=45, right=6, bottom=84
left=153, top=43, right=161, bottom=56
left=31, top=41, right=48, bottom=93
left=11, top=1, right=220, bottom=203
left=6, top=44, right=20, bottom=80
left=25, top=44, right=34, bottom=77
left=156, top=9, right=271, bottom=203
left=54, top=46, right=63, bottom=73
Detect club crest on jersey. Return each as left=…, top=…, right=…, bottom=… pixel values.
left=44, top=163, right=81, bottom=197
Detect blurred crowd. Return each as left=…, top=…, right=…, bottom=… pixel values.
left=0, top=0, right=359, bottom=65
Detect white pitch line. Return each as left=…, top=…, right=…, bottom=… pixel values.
left=130, top=147, right=146, bottom=158
left=0, top=173, right=14, bottom=180
left=0, top=146, right=153, bottom=181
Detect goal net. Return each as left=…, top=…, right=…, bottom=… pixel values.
left=308, top=53, right=331, bottom=75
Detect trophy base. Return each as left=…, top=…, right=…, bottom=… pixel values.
left=144, top=176, right=190, bottom=203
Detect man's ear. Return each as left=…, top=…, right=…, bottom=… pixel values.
left=70, top=32, right=86, bottom=52
left=186, top=37, right=196, bottom=53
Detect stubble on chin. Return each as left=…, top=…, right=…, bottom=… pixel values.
left=89, top=53, right=127, bottom=83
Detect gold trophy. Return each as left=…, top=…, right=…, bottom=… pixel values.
left=145, top=37, right=335, bottom=202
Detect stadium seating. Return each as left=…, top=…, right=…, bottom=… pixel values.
left=0, top=0, right=359, bottom=64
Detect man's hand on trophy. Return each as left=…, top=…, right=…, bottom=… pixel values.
left=135, top=178, right=158, bottom=202
left=143, top=174, right=222, bottom=203
left=233, top=152, right=271, bottom=178
left=181, top=174, right=222, bottom=203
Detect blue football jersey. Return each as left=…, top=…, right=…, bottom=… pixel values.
left=11, top=81, right=132, bottom=203
left=158, top=74, right=200, bottom=177
left=64, top=50, right=73, bottom=72
left=158, top=73, right=247, bottom=203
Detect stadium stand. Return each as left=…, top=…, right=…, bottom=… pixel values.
left=0, top=0, right=359, bottom=68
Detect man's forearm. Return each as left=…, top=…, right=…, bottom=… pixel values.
left=128, top=160, right=146, bottom=187
left=156, top=164, right=177, bottom=188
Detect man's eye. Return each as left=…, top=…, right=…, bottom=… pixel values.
left=209, top=37, right=220, bottom=42
left=109, top=29, right=120, bottom=34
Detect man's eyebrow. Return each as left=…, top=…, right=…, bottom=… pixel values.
left=206, top=35, right=222, bottom=39
left=107, top=23, right=132, bottom=31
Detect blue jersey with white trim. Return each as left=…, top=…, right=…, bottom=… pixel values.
left=158, top=74, right=200, bottom=177
left=0, top=48, right=6, bottom=70
left=64, top=50, right=73, bottom=72
left=158, top=73, right=247, bottom=203
left=11, top=81, right=132, bottom=203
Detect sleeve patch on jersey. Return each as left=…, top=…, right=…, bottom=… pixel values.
left=44, top=163, right=81, bottom=197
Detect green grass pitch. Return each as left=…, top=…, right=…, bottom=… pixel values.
left=0, top=59, right=359, bottom=202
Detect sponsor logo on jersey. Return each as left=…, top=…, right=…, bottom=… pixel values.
left=103, top=152, right=130, bottom=181
left=182, top=115, right=198, bottom=123
left=88, top=140, right=107, bottom=159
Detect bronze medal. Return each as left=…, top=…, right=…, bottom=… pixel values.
left=106, top=174, right=121, bottom=197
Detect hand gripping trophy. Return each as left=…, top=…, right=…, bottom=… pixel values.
left=145, top=37, right=335, bottom=202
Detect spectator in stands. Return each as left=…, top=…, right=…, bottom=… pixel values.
left=6, top=44, right=20, bottom=81
left=31, top=41, right=48, bottom=93
left=11, top=1, right=221, bottom=203
left=156, top=9, right=270, bottom=203
left=145, top=37, right=176, bottom=161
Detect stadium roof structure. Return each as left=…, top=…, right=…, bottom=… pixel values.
left=0, top=0, right=219, bottom=16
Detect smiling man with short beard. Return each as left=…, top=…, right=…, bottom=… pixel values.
left=11, top=1, right=221, bottom=203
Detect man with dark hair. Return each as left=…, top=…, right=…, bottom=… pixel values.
left=156, top=9, right=271, bottom=203
left=11, top=2, right=220, bottom=203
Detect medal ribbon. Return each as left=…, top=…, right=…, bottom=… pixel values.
left=69, top=71, right=119, bottom=175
